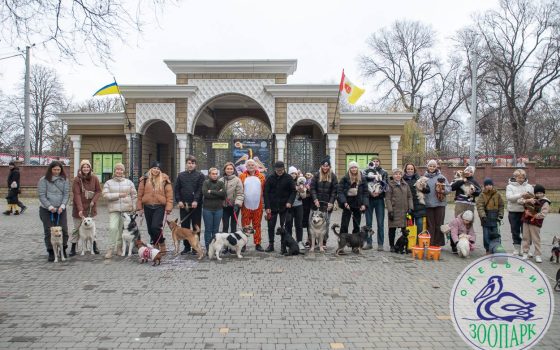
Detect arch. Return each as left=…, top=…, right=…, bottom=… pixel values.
left=288, top=118, right=326, bottom=135
left=217, top=116, right=272, bottom=139
left=135, top=102, right=175, bottom=135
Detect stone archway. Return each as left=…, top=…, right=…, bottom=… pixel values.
left=287, top=120, right=326, bottom=174
left=142, top=121, right=175, bottom=179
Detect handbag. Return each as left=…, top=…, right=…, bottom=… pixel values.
left=80, top=178, right=95, bottom=200
left=10, top=181, right=17, bottom=189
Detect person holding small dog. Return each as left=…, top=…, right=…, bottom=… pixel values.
left=70, top=160, right=102, bottom=256
left=423, top=159, right=451, bottom=247
left=285, top=166, right=307, bottom=250
left=310, top=156, right=338, bottom=249
left=338, top=162, right=368, bottom=234
left=102, top=163, right=137, bottom=259
left=476, top=178, right=504, bottom=255
left=363, top=156, right=388, bottom=251
left=219, top=162, right=244, bottom=234
left=137, top=161, right=173, bottom=253
left=518, top=184, right=550, bottom=263
left=264, top=161, right=297, bottom=252
left=450, top=165, right=481, bottom=253
left=37, top=161, right=70, bottom=262
left=403, top=163, right=425, bottom=232
left=202, top=167, right=226, bottom=252
left=3, top=161, right=27, bottom=215
left=385, top=168, right=413, bottom=252
left=506, top=169, right=534, bottom=256
left=449, top=210, right=476, bottom=256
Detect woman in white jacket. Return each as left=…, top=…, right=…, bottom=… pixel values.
left=505, top=169, right=533, bottom=255
left=102, top=163, right=137, bottom=259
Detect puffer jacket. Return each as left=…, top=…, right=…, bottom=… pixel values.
left=423, top=170, right=451, bottom=208
left=137, top=174, right=174, bottom=212
left=219, top=175, right=244, bottom=207
left=310, top=171, right=338, bottom=209
left=38, top=175, right=70, bottom=210
left=337, top=173, right=368, bottom=209
left=72, top=173, right=102, bottom=218
left=449, top=215, right=476, bottom=250
left=403, top=173, right=426, bottom=218
left=476, top=189, right=504, bottom=226
left=505, top=178, right=534, bottom=212
left=385, top=178, right=413, bottom=228
left=103, top=176, right=137, bottom=213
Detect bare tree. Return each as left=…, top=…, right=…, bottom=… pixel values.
left=73, top=96, right=124, bottom=112
left=219, top=118, right=272, bottom=139
left=360, top=20, right=439, bottom=120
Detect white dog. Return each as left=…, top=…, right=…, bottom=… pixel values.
left=208, top=226, right=256, bottom=261
left=309, top=210, right=328, bottom=252
left=79, top=217, right=97, bottom=255
left=415, top=176, right=429, bottom=205
left=121, top=213, right=140, bottom=257
left=50, top=226, right=65, bottom=262
left=456, top=233, right=470, bottom=258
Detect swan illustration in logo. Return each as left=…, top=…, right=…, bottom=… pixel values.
left=473, top=275, right=537, bottom=322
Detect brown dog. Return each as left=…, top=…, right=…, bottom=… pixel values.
left=135, top=239, right=163, bottom=266
left=166, top=219, right=204, bottom=259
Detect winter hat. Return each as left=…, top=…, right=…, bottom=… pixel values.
left=464, top=166, right=476, bottom=174
left=392, top=168, right=403, bottom=175
left=370, top=155, right=380, bottom=162
left=483, top=178, right=494, bottom=186
left=534, top=184, right=545, bottom=194
left=79, top=159, right=92, bottom=170
left=348, top=161, right=359, bottom=170
left=150, top=160, right=162, bottom=169
left=288, top=166, right=298, bottom=175
left=427, top=159, right=438, bottom=167
left=321, top=156, right=331, bottom=167
left=274, top=161, right=285, bottom=169
left=8, top=161, right=15, bottom=166
left=462, top=210, right=474, bottom=222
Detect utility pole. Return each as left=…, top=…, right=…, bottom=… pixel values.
left=23, top=45, right=31, bottom=165
left=469, top=51, right=478, bottom=166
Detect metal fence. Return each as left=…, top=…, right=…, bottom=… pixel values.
left=286, top=135, right=326, bottom=174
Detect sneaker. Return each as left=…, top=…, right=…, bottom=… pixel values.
left=264, top=244, right=274, bottom=252
left=180, top=249, right=190, bottom=255
left=19, top=206, right=27, bottom=214
left=528, top=252, right=533, bottom=259
left=522, top=253, right=528, bottom=260
left=363, top=244, right=373, bottom=250
left=2, top=211, right=11, bottom=215
left=535, top=255, right=542, bottom=263
left=255, top=244, right=263, bottom=252
left=377, top=245, right=384, bottom=251
left=390, top=246, right=395, bottom=253
left=13, top=210, right=19, bottom=215
left=298, top=242, right=305, bottom=251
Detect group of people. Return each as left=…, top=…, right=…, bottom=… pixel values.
left=33, top=155, right=550, bottom=263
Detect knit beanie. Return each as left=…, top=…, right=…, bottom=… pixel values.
left=274, top=161, right=285, bottom=169
left=288, top=166, right=298, bottom=175
left=462, top=210, right=474, bottom=222
left=150, top=160, right=162, bottom=169
left=321, top=156, right=331, bottom=167
left=483, top=178, right=494, bottom=186
left=464, top=166, right=476, bottom=174
left=348, top=161, right=359, bottom=170
left=534, top=184, right=545, bottom=194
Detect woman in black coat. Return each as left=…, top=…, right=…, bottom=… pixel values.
left=403, top=163, right=425, bottom=232
left=337, top=162, right=368, bottom=234
left=3, top=161, right=26, bottom=215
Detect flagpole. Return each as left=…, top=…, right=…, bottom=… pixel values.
left=113, top=77, right=132, bottom=130
left=331, top=69, right=344, bottom=131
left=112, top=76, right=136, bottom=183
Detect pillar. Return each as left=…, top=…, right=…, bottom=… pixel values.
left=70, top=135, right=81, bottom=177
left=276, top=133, right=287, bottom=162
left=390, top=135, right=401, bottom=171
left=327, top=133, right=338, bottom=174
left=176, top=134, right=188, bottom=172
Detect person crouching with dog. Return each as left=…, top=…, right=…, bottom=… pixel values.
left=449, top=210, right=476, bottom=257
left=518, top=184, right=550, bottom=263
left=102, top=163, right=137, bottom=259
left=385, top=168, right=413, bottom=252
left=338, top=162, right=367, bottom=234
left=37, top=161, right=70, bottom=262
left=476, top=178, right=504, bottom=255
left=136, top=161, right=173, bottom=253
left=69, top=160, right=102, bottom=256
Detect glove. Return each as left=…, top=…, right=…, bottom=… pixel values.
left=421, top=187, right=431, bottom=194
left=480, top=217, right=487, bottom=226
left=437, top=178, right=445, bottom=183
left=388, top=212, right=394, bottom=221
left=233, top=204, right=240, bottom=212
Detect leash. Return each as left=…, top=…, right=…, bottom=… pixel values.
left=179, top=206, right=195, bottom=225
left=154, top=211, right=168, bottom=246
left=50, top=212, right=60, bottom=226
left=226, top=198, right=241, bottom=228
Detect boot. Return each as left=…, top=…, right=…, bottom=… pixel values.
left=47, top=249, right=55, bottom=262
left=13, top=210, right=19, bottom=215
left=93, top=241, right=100, bottom=254
left=104, top=248, right=113, bottom=259
left=2, top=210, right=11, bottom=215
left=158, top=242, right=167, bottom=254
left=69, top=243, right=77, bottom=257
left=63, top=246, right=68, bottom=258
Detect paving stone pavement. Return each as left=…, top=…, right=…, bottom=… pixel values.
left=1, top=199, right=559, bottom=350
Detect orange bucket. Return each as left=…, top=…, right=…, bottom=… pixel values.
left=412, top=246, right=424, bottom=260
left=426, top=246, right=442, bottom=261
left=417, top=233, right=431, bottom=248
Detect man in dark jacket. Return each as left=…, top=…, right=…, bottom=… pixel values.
left=174, top=155, right=205, bottom=254
left=264, top=161, right=296, bottom=252
left=363, top=156, right=388, bottom=250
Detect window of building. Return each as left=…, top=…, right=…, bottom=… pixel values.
left=92, top=153, right=123, bottom=183
left=345, top=153, right=379, bottom=170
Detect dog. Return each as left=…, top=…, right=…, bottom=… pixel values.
left=522, top=192, right=538, bottom=216
left=309, top=210, right=327, bottom=252
left=555, top=268, right=560, bottom=292
left=456, top=233, right=471, bottom=258
left=135, top=239, right=163, bottom=266
left=121, top=212, right=140, bottom=257
left=79, top=217, right=96, bottom=255
left=550, top=236, right=560, bottom=263
left=332, top=224, right=373, bottom=256
left=435, top=178, right=447, bottom=201
left=393, top=228, right=409, bottom=254
left=454, top=171, right=475, bottom=197
left=208, top=226, right=256, bottom=261
left=50, top=226, right=65, bottom=262
left=414, top=176, right=429, bottom=205
left=166, top=219, right=204, bottom=259
left=276, top=227, right=302, bottom=256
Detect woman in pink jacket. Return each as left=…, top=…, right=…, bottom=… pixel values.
left=449, top=210, right=476, bottom=255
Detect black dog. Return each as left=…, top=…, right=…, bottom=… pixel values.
left=550, top=236, right=560, bottom=263
left=332, top=224, right=373, bottom=256
left=276, top=227, right=302, bottom=256
left=393, top=228, right=409, bottom=254
left=555, top=268, right=560, bottom=292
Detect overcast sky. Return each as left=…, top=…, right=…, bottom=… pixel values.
left=0, top=0, right=497, bottom=105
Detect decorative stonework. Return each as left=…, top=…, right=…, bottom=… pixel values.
left=136, top=103, right=176, bottom=133
left=287, top=103, right=328, bottom=134
left=187, top=79, right=275, bottom=133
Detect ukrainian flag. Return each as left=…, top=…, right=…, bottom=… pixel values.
left=93, top=82, right=120, bottom=96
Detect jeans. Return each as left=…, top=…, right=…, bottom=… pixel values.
left=285, top=205, right=304, bottom=242
left=181, top=206, right=202, bottom=251
left=340, top=207, right=362, bottom=234
left=222, top=206, right=240, bottom=233
left=482, top=225, right=501, bottom=253
left=39, top=207, right=68, bottom=252
left=365, top=197, right=385, bottom=246
left=144, top=205, right=165, bottom=244
left=414, top=216, right=423, bottom=233
left=203, top=208, right=223, bottom=251
left=508, top=211, right=523, bottom=246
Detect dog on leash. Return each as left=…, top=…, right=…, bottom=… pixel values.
left=276, top=227, right=303, bottom=256
left=550, top=236, right=560, bottom=263
left=456, top=233, right=471, bottom=258
left=79, top=217, right=96, bottom=255
left=135, top=239, right=163, bottom=266
left=121, top=213, right=140, bottom=257
left=208, top=226, right=256, bottom=261
left=50, top=226, right=65, bottom=262
left=331, top=224, right=373, bottom=255
left=393, top=228, right=410, bottom=254
left=415, top=176, right=429, bottom=205
left=309, top=210, right=327, bottom=252
left=166, top=219, right=204, bottom=259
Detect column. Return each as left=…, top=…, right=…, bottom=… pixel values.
left=390, top=135, right=401, bottom=171
left=70, top=135, right=81, bottom=177
left=176, top=134, right=188, bottom=172
left=327, top=133, right=338, bottom=174
left=276, top=133, right=287, bottom=162
left=126, top=133, right=141, bottom=184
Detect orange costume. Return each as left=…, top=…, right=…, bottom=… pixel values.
left=239, top=169, right=266, bottom=245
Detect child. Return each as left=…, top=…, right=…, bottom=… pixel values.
left=449, top=210, right=477, bottom=257
left=518, top=184, right=550, bottom=263
left=476, top=178, right=504, bottom=254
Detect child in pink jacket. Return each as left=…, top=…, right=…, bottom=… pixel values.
left=449, top=210, right=476, bottom=253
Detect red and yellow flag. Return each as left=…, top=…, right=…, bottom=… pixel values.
left=339, top=70, right=365, bottom=104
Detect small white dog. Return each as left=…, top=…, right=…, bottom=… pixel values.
left=208, top=226, right=256, bottom=261
left=415, top=176, right=429, bottom=205
left=50, top=226, right=65, bottom=262
left=121, top=213, right=140, bottom=256
left=456, top=233, right=470, bottom=258
left=79, top=217, right=97, bottom=255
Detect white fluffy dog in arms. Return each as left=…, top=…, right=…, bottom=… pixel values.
left=50, top=226, right=65, bottom=262
left=208, top=226, right=256, bottom=261
left=79, top=217, right=97, bottom=255
left=456, top=233, right=470, bottom=258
